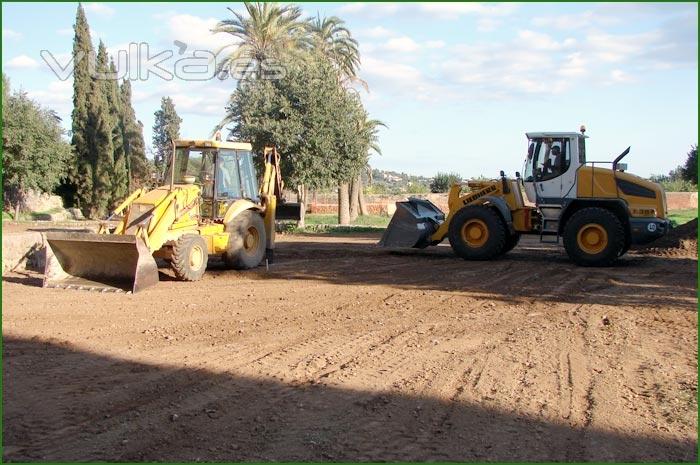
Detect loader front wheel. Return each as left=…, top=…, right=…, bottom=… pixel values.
left=563, top=207, right=625, bottom=266
left=171, top=234, right=208, bottom=281
left=224, top=210, right=266, bottom=270
left=448, top=206, right=507, bottom=260
left=502, top=232, right=521, bottom=255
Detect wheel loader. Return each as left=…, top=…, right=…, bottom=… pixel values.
left=380, top=127, right=670, bottom=266
left=43, top=139, right=300, bottom=293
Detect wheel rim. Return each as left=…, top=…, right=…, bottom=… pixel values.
left=460, top=219, right=489, bottom=248
left=577, top=223, right=608, bottom=255
left=189, top=244, right=204, bottom=270
left=243, top=226, right=260, bottom=252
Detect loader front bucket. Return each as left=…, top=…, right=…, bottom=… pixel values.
left=43, top=232, right=159, bottom=293
left=378, top=198, right=445, bottom=249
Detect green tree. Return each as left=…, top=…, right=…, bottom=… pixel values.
left=2, top=83, right=73, bottom=218
left=152, top=97, right=182, bottom=175
left=102, top=53, right=128, bottom=205
left=682, top=145, right=697, bottom=185
left=85, top=44, right=116, bottom=218
left=70, top=3, right=97, bottom=211
left=430, top=172, right=462, bottom=193
left=225, top=56, right=367, bottom=225
left=213, top=2, right=305, bottom=79
left=120, top=80, right=150, bottom=188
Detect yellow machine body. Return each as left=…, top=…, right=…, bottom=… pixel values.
left=44, top=141, right=298, bottom=293
left=379, top=129, right=670, bottom=266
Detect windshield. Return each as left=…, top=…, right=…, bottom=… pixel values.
left=172, top=148, right=216, bottom=186
left=216, top=149, right=259, bottom=201
left=524, top=138, right=571, bottom=182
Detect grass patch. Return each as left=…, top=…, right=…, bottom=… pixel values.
left=303, top=214, right=390, bottom=227
left=279, top=214, right=389, bottom=234
left=668, top=209, right=697, bottom=227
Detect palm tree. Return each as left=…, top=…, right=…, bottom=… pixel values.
left=213, top=2, right=306, bottom=80
left=350, top=117, right=387, bottom=220
left=305, top=14, right=360, bottom=81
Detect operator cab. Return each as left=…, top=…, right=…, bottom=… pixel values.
left=170, top=140, right=260, bottom=219
left=522, top=128, right=588, bottom=204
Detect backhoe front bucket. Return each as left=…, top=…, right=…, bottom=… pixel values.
left=43, top=232, right=159, bottom=293
left=378, top=198, right=445, bottom=249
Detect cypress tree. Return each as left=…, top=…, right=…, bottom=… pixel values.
left=87, top=42, right=115, bottom=218
left=120, top=80, right=149, bottom=189
left=105, top=57, right=128, bottom=204
left=71, top=4, right=96, bottom=213
left=152, top=97, right=182, bottom=175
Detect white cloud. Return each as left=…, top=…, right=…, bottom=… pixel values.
left=517, top=30, right=576, bottom=51
left=425, top=40, right=446, bottom=49
left=338, top=2, right=517, bottom=19
left=418, top=2, right=518, bottom=20
left=6, top=55, right=40, bottom=69
left=609, top=69, right=636, bottom=84
left=3, top=28, right=22, bottom=40
left=84, top=3, right=115, bottom=18
left=384, top=37, right=420, bottom=53
left=477, top=18, right=501, bottom=32
left=357, top=26, right=395, bottom=39
left=57, top=28, right=73, bottom=36
left=163, top=13, right=236, bottom=53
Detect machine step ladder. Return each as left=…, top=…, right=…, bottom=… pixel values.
left=539, top=204, right=562, bottom=243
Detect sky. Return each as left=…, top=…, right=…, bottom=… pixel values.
left=2, top=2, right=698, bottom=178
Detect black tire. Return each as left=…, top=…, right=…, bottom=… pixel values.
left=224, top=210, right=266, bottom=270
left=448, top=205, right=507, bottom=260
left=171, top=234, right=208, bottom=281
left=563, top=207, right=625, bottom=267
left=502, top=233, right=521, bottom=255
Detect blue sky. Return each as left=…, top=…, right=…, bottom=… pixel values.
left=2, top=2, right=698, bottom=178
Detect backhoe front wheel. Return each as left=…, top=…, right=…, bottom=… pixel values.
left=171, top=234, right=208, bottom=281
left=563, top=207, right=625, bottom=267
left=224, top=210, right=266, bottom=270
left=448, top=205, right=507, bottom=260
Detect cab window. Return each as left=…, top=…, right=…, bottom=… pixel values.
left=533, top=138, right=570, bottom=181
left=216, top=150, right=242, bottom=199
left=173, top=148, right=215, bottom=186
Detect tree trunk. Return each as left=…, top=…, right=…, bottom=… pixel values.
left=296, top=183, right=306, bottom=228
left=357, top=175, right=368, bottom=216
left=338, top=183, right=350, bottom=225
left=349, top=175, right=360, bottom=222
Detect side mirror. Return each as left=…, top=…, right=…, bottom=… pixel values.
left=616, top=163, right=628, bottom=172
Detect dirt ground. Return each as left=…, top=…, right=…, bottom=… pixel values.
left=2, top=233, right=698, bottom=461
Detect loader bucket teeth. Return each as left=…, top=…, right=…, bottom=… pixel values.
left=43, top=232, right=159, bottom=293
left=378, top=198, right=445, bottom=249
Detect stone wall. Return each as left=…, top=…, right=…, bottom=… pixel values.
left=666, top=192, right=698, bottom=211
left=308, top=192, right=697, bottom=215
left=2, top=231, right=46, bottom=274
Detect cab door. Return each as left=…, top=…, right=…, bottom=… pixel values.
left=524, top=138, right=572, bottom=204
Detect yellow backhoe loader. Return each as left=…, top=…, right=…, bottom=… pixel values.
left=380, top=127, right=670, bottom=266
left=44, top=139, right=300, bottom=293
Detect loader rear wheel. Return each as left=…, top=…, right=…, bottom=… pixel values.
left=224, top=210, right=266, bottom=270
left=448, top=206, right=507, bottom=260
left=563, top=207, right=625, bottom=266
left=171, top=234, right=208, bottom=281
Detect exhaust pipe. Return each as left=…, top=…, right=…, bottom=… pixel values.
left=43, top=232, right=159, bottom=293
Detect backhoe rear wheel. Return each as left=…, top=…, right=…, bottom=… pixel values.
left=224, top=210, right=266, bottom=270
left=563, top=207, right=625, bottom=266
left=448, top=205, right=507, bottom=260
left=171, top=234, right=208, bottom=281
